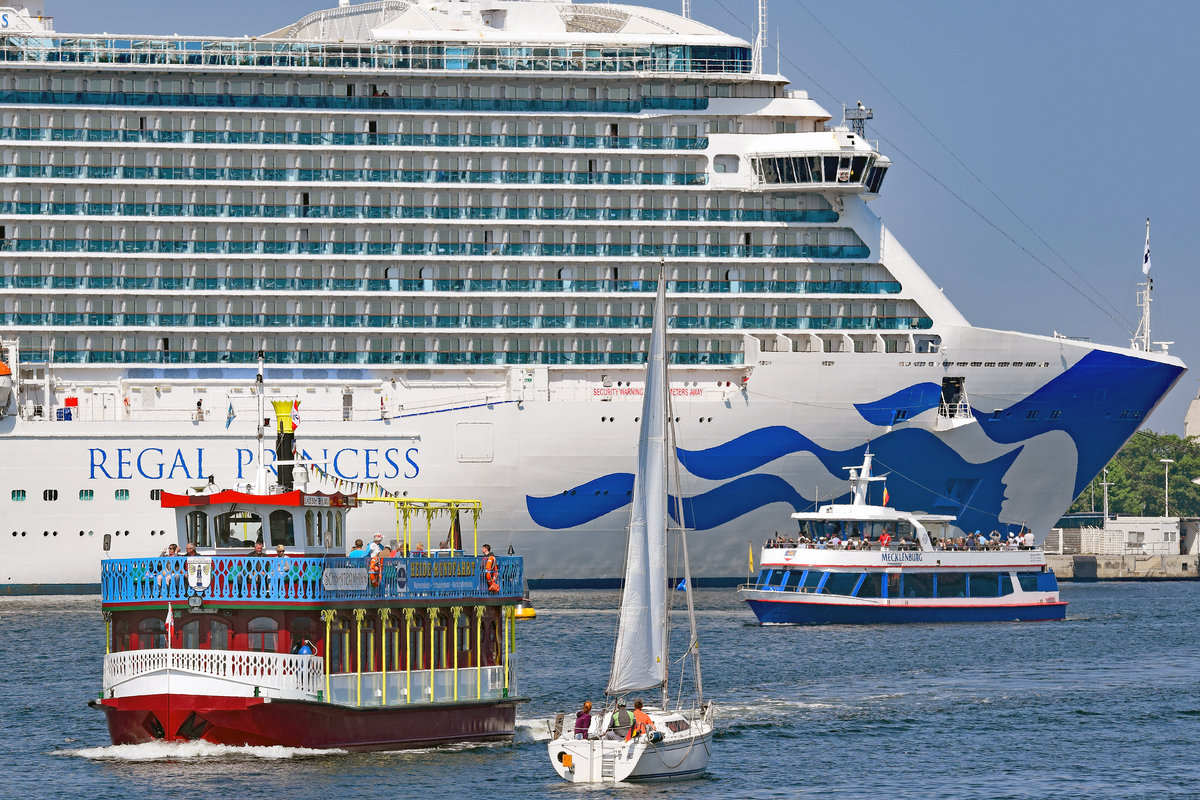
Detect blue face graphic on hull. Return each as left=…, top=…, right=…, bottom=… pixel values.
left=525, top=349, right=1184, bottom=534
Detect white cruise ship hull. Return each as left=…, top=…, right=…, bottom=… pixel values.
left=0, top=325, right=1182, bottom=591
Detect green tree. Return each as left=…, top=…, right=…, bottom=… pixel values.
left=1070, top=431, right=1200, bottom=517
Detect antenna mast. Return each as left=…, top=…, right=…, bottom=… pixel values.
left=844, top=102, right=873, bottom=137
left=752, top=0, right=767, bottom=74
left=681, top=0, right=690, bottom=19
left=1132, top=218, right=1152, bottom=351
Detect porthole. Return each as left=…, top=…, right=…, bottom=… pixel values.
left=150, top=489, right=162, bottom=500
left=43, top=489, right=59, bottom=501
left=43, top=531, right=49, bottom=537
left=79, top=531, right=85, bottom=537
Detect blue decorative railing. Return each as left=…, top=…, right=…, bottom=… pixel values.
left=100, top=555, right=523, bottom=604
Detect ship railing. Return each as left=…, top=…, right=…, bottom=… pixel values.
left=325, top=665, right=507, bottom=707
left=102, top=648, right=323, bottom=700
left=100, top=555, right=523, bottom=604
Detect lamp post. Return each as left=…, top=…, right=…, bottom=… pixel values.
left=1160, top=458, right=1174, bottom=516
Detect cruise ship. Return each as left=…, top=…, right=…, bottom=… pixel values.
left=0, top=0, right=1185, bottom=592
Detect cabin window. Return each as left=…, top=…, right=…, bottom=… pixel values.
left=137, top=617, right=167, bottom=649
left=823, top=572, right=859, bottom=596
left=432, top=617, right=447, bottom=669
left=457, top=612, right=471, bottom=654
left=385, top=619, right=403, bottom=668
left=269, top=510, right=295, bottom=547
left=408, top=615, right=426, bottom=670
left=901, top=573, right=935, bottom=598
left=305, top=510, right=316, bottom=547
left=185, top=510, right=210, bottom=547
left=1017, top=573, right=1040, bottom=592
left=856, top=573, right=883, bottom=598
left=778, top=570, right=800, bottom=591
left=209, top=618, right=230, bottom=650
left=967, top=573, right=1002, bottom=598
left=325, top=511, right=335, bottom=547
left=885, top=573, right=900, bottom=598
left=289, top=616, right=316, bottom=654
left=114, top=618, right=131, bottom=651
left=335, top=512, right=344, bottom=547
left=181, top=619, right=202, bottom=649
left=216, top=511, right=262, bottom=547
left=247, top=616, right=279, bottom=652
left=936, top=573, right=967, bottom=598
left=329, top=616, right=352, bottom=672
left=358, top=616, right=376, bottom=672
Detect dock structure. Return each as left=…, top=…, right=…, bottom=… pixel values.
left=1045, top=516, right=1199, bottom=580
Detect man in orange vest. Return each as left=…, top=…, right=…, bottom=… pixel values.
left=628, top=698, right=656, bottom=741
left=482, top=543, right=500, bottom=593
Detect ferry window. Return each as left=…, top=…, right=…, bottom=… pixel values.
left=137, top=617, right=167, bottom=650
left=1017, top=573, right=1040, bottom=592
left=247, top=616, right=279, bottom=652
left=433, top=618, right=447, bottom=670
left=185, top=510, right=210, bottom=547
left=801, top=570, right=823, bottom=592
left=11, top=490, right=25, bottom=502
left=115, top=489, right=130, bottom=501
left=43, top=489, right=59, bottom=501
left=79, top=489, right=94, bottom=501
left=998, top=575, right=1016, bottom=596
left=458, top=613, right=471, bottom=653
left=824, top=572, right=859, bottom=596
left=967, top=573, right=1002, bottom=598
left=901, top=574, right=934, bottom=598
left=216, top=511, right=262, bottom=547
left=408, top=616, right=426, bottom=671
left=269, top=510, right=296, bottom=547
left=150, top=489, right=162, bottom=500
left=936, top=573, right=967, bottom=598
left=755, top=569, right=773, bottom=589
left=779, top=570, right=800, bottom=591
left=885, top=574, right=900, bottom=598
left=305, top=510, right=316, bottom=547
left=325, top=511, right=334, bottom=547
left=856, top=573, right=882, bottom=598
left=335, top=512, right=344, bottom=547
left=204, top=618, right=228, bottom=650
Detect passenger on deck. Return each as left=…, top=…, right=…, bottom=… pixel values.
left=348, top=538, right=368, bottom=557
left=184, top=543, right=197, bottom=556
left=413, top=541, right=426, bottom=556
left=574, top=700, right=593, bottom=739
left=1023, top=530, right=1036, bottom=549
left=159, top=543, right=179, bottom=557
left=247, top=541, right=267, bottom=557
left=606, top=700, right=634, bottom=740
left=629, top=699, right=656, bottom=740
left=368, top=533, right=386, bottom=557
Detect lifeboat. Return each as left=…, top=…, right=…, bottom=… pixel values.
left=0, top=361, right=12, bottom=416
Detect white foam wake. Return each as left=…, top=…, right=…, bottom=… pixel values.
left=514, top=719, right=552, bottom=743
left=61, top=740, right=346, bottom=761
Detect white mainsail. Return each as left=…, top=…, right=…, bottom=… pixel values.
left=605, top=274, right=669, bottom=697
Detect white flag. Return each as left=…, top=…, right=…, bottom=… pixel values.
left=165, top=603, right=174, bottom=648
left=1142, top=219, right=1151, bottom=275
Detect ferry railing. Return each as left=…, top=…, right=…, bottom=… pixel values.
left=103, top=648, right=323, bottom=699
left=100, top=555, right=523, bottom=604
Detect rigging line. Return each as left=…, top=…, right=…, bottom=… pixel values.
left=868, top=452, right=1026, bottom=522
left=793, top=1, right=1135, bottom=331
left=871, top=132, right=1133, bottom=332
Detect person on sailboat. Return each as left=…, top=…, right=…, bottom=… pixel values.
left=628, top=699, right=656, bottom=741
left=573, top=701, right=593, bottom=739
left=605, top=700, right=634, bottom=740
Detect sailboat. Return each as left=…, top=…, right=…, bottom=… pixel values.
left=547, top=270, right=715, bottom=783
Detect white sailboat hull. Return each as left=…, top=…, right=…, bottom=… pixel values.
left=548, top=706, right=714, bottom=783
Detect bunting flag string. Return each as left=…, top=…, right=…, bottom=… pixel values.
left=304, top=460, right=398, bottom=498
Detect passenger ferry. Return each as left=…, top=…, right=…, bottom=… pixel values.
left=0, top=0, right=1186, bottom=591
left=91, top=392, right=526, bottom=749
left=737, top=451, right=1067, bottom=624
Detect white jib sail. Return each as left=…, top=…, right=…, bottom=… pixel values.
left=606, top=273, right=669, bottom=697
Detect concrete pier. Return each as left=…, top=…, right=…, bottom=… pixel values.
left=1045, top=553, right=1198, bottom=581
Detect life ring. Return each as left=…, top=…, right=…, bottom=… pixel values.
left=484, top=554, right=500, bottom=593
left=368, top=555, right=382, bottom=587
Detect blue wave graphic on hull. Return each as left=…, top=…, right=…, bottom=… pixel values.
left=526, top=349, right=1184, bottom=534
left=853, top=382, right=942, bottom=427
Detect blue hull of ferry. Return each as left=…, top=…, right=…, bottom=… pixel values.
left=745, top=599, right=1067, bottom=625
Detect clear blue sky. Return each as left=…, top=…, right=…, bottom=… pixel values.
left=45, top=0, right=1200, bottom=434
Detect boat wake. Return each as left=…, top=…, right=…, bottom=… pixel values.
left=514, top=720, right=550, bottom=742
left=59, top=741, right=345, bottom=761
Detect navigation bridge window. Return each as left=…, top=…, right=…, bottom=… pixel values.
left=752, top=154, right=885, bottom=190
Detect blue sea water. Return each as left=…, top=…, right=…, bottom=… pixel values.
left=4, top=582, right=1199, bottom=800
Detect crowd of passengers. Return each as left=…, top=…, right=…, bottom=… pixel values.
left=764, top=529, right=1038, bottom=551
left=160, top=532, right=491, bottom=559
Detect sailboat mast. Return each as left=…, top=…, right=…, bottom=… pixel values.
left=669, top=414, right=703, bottom=706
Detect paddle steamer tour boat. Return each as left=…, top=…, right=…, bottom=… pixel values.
left=92, top=378, right=525, bottom=750
left=737, top=451, right=1067, bottom=624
